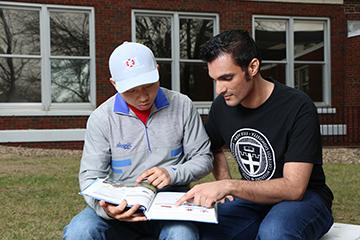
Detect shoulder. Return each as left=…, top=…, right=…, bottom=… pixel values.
left=161, top=88, right=194, bottom=111
left=274, top=81, right=316, bottom=112
left=161, top=87, right=192, bottom=103
left=89, top=95, right=117, bottom=122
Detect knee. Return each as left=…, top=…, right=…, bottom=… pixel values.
left=159, top=222, right=199, bottom=240
left=63, top=210, right=107, bottom=240
left=64, top=220, right=102, bottom=240
left=258, top=218, right=289, bottom=240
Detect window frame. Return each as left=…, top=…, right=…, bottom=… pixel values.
left=132, top=9, right=219, bottom=107
left=252, top=15, right=331, bottom=106
left=0, top=1, right=96, bottom=116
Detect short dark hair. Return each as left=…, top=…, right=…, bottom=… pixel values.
left=200, top=29, right=262, bottom=71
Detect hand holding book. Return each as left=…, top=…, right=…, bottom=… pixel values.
left=99, top=199, right=147, bottom=222
left=81, top=178, right=218, bottom=223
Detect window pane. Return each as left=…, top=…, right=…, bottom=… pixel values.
left=255, top=19, right=287, bottom=61
left=0, top=8, right=40, bottom=55
left=50, top=11, right=89, bottom=56
left=180, top=18, right=214, bottom=59
left=135, top=15, right=171, bottom=58
left=260, top=63, right=286, bottom=85
left=158, top=61, right=172, bottom=89
left=180, top=62, right=213, bottom=101
left=294, top=20, right=324, bottom=61
left=0, top=57, right=41, bottom=102
left=294, top=63, right=323, bottom=102
left=51, top=59, right=90, bottom=103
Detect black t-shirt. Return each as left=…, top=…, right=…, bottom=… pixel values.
left=205, top=79, right=333, bottom=209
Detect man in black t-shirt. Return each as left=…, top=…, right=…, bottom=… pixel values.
left=177, top=30, right=334, bottom=239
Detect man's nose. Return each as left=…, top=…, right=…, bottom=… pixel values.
left=215, top=81, right=226, bottom=95
left=137, top=88, right=149, bottom=100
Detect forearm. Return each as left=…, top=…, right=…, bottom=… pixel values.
left=165, top=152, right=213, bottom=185
left=212, top=149, right=232, bottom=180
left=224, top=162, right=312, bottom=204
left=224, top=178, right=301, bottom=204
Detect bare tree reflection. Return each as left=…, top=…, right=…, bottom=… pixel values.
left=50, top=12, right=90, bottom=103
left=0, top=8, right=40, bottom=102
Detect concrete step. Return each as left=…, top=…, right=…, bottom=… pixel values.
left=321, top=223, right=360, bottom=240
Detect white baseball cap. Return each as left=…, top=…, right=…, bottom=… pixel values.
left=109, top=42, right=159, bottom=93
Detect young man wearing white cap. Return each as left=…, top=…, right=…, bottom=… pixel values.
left=63, top=42, right=213, bottom=240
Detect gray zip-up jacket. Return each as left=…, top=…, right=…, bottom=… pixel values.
left=79, top=87, right=213, bottom=219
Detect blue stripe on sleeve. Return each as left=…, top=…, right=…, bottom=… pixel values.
left=111, top=168, right=123, bottom=174
left=171, top=146, right=183, bottom=157
left=112, top=159, right=132, bottom=167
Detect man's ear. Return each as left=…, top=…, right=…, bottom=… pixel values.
left=248, top=58, right=260, bottom=77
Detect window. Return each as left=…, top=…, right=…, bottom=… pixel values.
left=132, top=10, right=219, bottom=104
left=0, top=2, right=95, bottom=115
left=253, top=16, right=331, bottom=105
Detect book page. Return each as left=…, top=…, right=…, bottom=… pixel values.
left=81, top=178, right=156, bottom=210
left=145, top=192, right=218, bottom=223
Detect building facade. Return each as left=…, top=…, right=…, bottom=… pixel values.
left=0, top=0, right=359, bottom=149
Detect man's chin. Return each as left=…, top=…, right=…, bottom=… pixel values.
left=224, top=99, right=238, bottom=107
left=137, top=105, right=151, bottom=111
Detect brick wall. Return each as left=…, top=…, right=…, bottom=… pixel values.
left=344, top=0, right=360, bottom=106
left=1, top=0, right=356, bottom=148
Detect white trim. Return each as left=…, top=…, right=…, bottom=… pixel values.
left=41, top=5, right=51, bottom=111
left=317, top=107, right=336, bottom=114
left=89, top=7, right=96, bottom=108
left=195, top=105, right=337, bottom=115
left=0, top=123, right=346, bottom=143
left=0, top=54, right=41, bottom=58
left=0, top=103, right=93, bottom=116
left=132, top=9, right=219, bottom=17
left=320, top=124, right=346, bottom=136
left=173, top=12, right=180, bottom=92
left=0, top=129, right=86, bottom=142
left=0, top=110, right=92, bottom=116
left=347, top=20, right=360, bottom=38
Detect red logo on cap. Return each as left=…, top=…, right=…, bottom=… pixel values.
left=125, top=58, right=136, bottom=68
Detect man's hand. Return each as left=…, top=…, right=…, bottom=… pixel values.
left=136, top=167, right=171, bottom=189
left=219, top=195, right=234, bottom=203
left=99, top=200, right=147, bottom=222
left=176, top=180, right=229, bottom=208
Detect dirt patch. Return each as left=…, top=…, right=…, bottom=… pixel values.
left=323, top=147, right=360, bottom=164
left=0, top=145, right=82, bottom=159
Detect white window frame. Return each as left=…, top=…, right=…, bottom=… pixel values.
left=0, top=2, right=96, bottom=116
left=132, top=10, right=219, bottom=108
left=252, top=15, right=331, bottom=106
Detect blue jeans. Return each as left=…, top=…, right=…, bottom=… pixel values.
left=200, top=190, right=333, bottom=240
left=63, top=207, right=199, bottom=240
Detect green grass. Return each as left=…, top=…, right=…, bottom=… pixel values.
left=0, top=150, right=359, bottom=239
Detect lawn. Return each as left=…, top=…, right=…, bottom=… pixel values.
left=0, top=147, right=359, bottom=240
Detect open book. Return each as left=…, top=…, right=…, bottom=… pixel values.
left=81, top=178, right=218, bottom=224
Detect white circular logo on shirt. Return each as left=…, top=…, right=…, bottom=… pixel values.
left=230, top=128, right=276, bottom=180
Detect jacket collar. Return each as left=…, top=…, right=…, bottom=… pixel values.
left=113, top=88, right=169, bottom=114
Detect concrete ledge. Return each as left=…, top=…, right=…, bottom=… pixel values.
left=321, top=223, right=360, bottom=240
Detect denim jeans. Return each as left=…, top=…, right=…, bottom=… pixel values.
left=63, top=207, right=199, bottom=240
left=200, top=190, right=333, bottom=240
